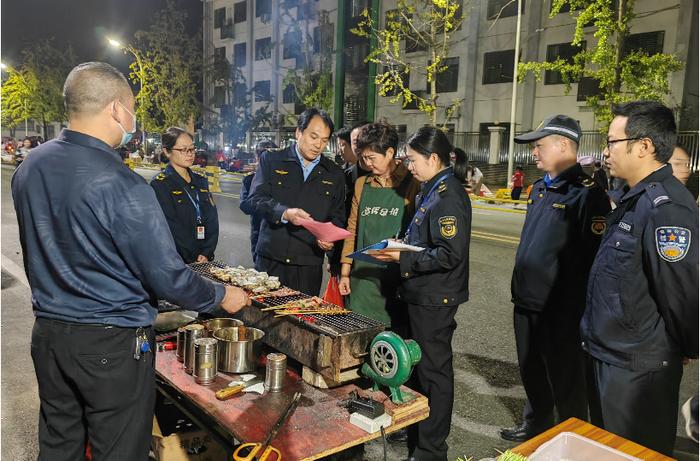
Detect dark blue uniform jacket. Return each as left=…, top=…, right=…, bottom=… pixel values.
left=150, top=164, right=219, bottom=264
left=581, top=164, right=699, bottom=370
left=11, top=130, right=225, bottom=327
left=242, top=145, right=346, bottom=266
left=511, top=163, right=611, bottom=313
left=399, top=169, right=471, bottom=306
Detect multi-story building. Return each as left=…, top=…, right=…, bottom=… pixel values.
left=202, top=0, right=698, bottom=149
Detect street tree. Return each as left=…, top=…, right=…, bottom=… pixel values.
left=518, top=0, right=683, bottom=129
left=1, top=39, right=74, bottom=138
left=205, top=56, right=272, bottom=147
left=132, top=0, right=202, bottom=132
left=351, top=0, right=465, bottom=127
left=279, top=6, right=334, bottom=123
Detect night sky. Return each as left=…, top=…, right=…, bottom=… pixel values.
left=1, top=0, right=202, bottom=75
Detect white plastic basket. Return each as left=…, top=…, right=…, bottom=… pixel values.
left=528, top=432, right=642, bottom=461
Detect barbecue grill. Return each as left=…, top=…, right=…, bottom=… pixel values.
left=188, top=261, right=385, bottom=386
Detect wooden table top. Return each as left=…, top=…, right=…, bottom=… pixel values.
left=512, top=417, right=675, bottom=460
left=155, top=349, right=429, bottom=461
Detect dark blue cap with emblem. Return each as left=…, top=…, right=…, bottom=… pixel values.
left=514, top=114, right=582, bottom=144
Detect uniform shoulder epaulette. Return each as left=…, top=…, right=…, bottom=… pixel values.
left=437, top=179, right=448, bottom=195
left=155, top=172, right=166, bottom=181
left=577, top=175, right=596, bottom=188
left=644, top=182, right=671, bottom=207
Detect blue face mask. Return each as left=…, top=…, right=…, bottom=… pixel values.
left=115, top=102, right=137, bottom=148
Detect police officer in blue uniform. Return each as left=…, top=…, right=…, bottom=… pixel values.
left=581, top=101, right=698, bottom=456
left=151, top=127, right=219, bottom=264
left=12, top=62, right=249, bottom=461
left=375, top=127, right=470, bottom=461
left=500, top=115, right=611, bottom=442
left=241, top=108, right=346, bottom=296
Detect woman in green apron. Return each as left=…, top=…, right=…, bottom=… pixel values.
left=338, top=122, right=420, bottom=327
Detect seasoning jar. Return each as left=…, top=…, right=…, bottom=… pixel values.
left=265, top=353, right=287, bottom=392
left=193, top=337, right=218, bottom=385
left=183, top=323, right=206, bottom=374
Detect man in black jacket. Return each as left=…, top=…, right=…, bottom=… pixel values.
left=242, top=109, right=346, bottom=295
left=500, top=115, right=611, bottom=442
left=581, top=101, right=698, bottom=455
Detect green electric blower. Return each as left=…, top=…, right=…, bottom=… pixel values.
left=361, top=331, right=422, bottom=404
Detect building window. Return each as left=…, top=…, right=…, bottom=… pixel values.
left=313, top=25, right=333, bottom=54
left=233, top=83, right=247, bottom=106
left=284, top=30, right=302, bottom=59
left=256, top=0, right=271, bottom=18
left=406, top=35, right=427, bottom=54
left=426, top=57, right=459, bottom=93
left=214, top=7, right=226, bottom=28
left=285, top=0, right=300, bottom=8
left=298, top=1, right=316, bottom=20
left=254, top=80, right=271, bottom=101
left=234, top=43, right=247, bottom=67
left=213, top=86, right=226, bottom=107
left=576, top=77, right=602, bottom=101
left=234, top=1, right=247, bottom=23
left=283, top=83, right=297, bottom=104
left=255, top=37, right=272, bottom=60
left=482, top=50, right=515, bottom=84
left=487, top=0, right=525, bottom=20
left=623, top=31, right=664, bottom=57
left=351, top=0, right=368, bottom=17
left=349, top=43, right=369, bottom=70
left=214, top=47, right=226, bottom=62
left=545, top=42, right=585, bottom=85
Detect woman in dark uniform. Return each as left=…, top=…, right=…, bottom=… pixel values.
left=150, top=127, right=219, bottom=264
left=375, top=127, right=471, bottom=461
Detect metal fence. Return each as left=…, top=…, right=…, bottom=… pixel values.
left=450, top=130, right=699, bottom=171
left=246, top=129, right=699, bottom=171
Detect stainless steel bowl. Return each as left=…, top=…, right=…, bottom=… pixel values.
left=213, top=326, right=265, bottom=373
left=203, top=317, right=244, bottom=336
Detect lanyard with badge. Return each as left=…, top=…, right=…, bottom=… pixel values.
left=405, top=171, right=452, bottom=241
left=183, top=187, right=205, bottom=240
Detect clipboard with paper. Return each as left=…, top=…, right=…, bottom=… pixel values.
left=348, top=239, right=425, bottom=264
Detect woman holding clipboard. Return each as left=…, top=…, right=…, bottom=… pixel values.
left=374, top=127, right=471, bottom=461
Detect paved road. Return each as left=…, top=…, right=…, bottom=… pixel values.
left=1, top=164, right=696, bottom=461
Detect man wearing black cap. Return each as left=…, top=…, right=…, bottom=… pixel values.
left=500, top=115, right=611, bottom=442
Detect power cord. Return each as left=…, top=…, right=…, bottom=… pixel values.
left=380, top=426, right=387, bottom=461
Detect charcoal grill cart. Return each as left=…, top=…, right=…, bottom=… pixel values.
left=153, top=261, right=429, bottom=459
left=189, top=261, right=386, bottom=387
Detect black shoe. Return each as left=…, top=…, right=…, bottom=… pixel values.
left=387, top=428, right=408, bottom=443
left=499, top=423, right=546, bottom=442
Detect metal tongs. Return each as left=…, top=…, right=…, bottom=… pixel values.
left=232, top=392, right=302, bottom=461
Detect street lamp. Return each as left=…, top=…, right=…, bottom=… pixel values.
left=107, top=37, right=147, bottom=154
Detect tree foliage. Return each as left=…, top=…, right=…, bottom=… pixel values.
left=280, top=7, right=334, bottom=123
left=518, top=0, right=683, bottom=130
left=205, top=56, right=272, bottom=147
left=131, top=0, right=202, bottom=132
left=351, top=0, right=464, bottom=126
left=1, top=39, right=74, bottom=137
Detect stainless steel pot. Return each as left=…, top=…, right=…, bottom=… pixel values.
left=213, top=326, right=265, bottom=373
left=203, top=317, right=243, bottom=336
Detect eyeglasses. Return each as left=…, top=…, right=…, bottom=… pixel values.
left=171, top=147, right=196, bottom=155
left=605, top=137, right=642, bottom=150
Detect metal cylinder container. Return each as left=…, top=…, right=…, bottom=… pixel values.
left=203, top=317, right=243, bottom=337
left=183, top=323, right=206, bottom=374
left=265, top=353, right=287, bottom=392
left=176, top=326, right=187, bottom=363
left=193, top=337, right=218, bottom=385
left=213, top=326, right=265, bottom=373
